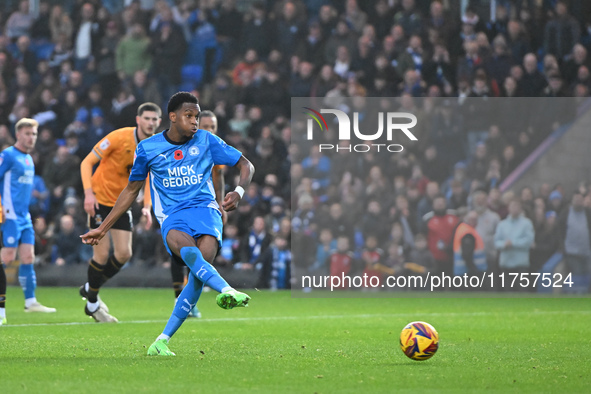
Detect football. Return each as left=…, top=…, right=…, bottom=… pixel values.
left=399, top=321, right=439, bottom=361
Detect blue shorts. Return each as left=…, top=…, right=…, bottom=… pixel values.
left=1, top=218, right=34, bottom=247
left=161, top=207, right=223, bottom=256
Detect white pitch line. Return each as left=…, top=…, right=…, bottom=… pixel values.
left=1, top=310, right=590, bottom=328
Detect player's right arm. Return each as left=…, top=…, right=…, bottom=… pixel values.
left=81, top=180, right=145, bottom=245
left=81, top=152, right=101, bottom=216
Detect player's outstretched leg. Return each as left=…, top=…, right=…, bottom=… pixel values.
left=148, top=275, right=204, bottom=356
left=216, top=289, right=251, bottom=310
left=0, top=263, right=6, bottom=325
left=180, top=246, right=251, bottom=310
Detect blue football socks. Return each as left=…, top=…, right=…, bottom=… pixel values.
left=180, top=246, right=230, bottom=293
left=163, top=275, right=204, bottom=338
left=18, top=263, right=36, bottom=301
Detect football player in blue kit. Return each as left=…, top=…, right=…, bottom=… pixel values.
left=0, top=118, right=56, bottom=325
left=81, top=92, right=255, bottom=355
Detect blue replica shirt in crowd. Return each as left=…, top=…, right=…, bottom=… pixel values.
left=129, top=129, right=242, bottom=225
left=0, top=146, right=35, bottom=221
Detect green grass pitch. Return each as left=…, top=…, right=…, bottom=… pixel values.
left=0, top=287, right=590, bottom=393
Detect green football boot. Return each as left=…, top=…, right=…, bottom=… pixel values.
left=216, top=289, right=250, bottom=310
left=147, top=339, right=176, bottom=356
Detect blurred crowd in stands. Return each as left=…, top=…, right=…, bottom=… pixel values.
left=1, top=0, right=590, bottom=292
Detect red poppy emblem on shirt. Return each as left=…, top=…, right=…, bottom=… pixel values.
left=174, top=150, right=183, bottom=160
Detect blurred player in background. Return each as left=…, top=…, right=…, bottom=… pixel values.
left=79, top=103, right=161, bottom=322
left=170, top=110, right=225, bottom=318
left=0, top=118, right=56, bottom=322
left=81, top=92, right=255, bottom=356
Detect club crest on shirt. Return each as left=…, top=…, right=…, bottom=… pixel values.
left=189, top=146, right=199, bottom=156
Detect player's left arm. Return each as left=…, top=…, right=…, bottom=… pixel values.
left=207, top=132, right=254, bottom=212
left=212, top=165, right=227, bottom=223
left=222, top=156, right=255, bottom=212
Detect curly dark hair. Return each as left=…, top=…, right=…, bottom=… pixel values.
left=167, top=91, right=199, bottom=115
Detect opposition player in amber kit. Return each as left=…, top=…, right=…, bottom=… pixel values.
left=0, top=118, right=56, bottom=324
left=79, top=103, right=161, bottom=322
left=82, top=92, right=255, bottom=356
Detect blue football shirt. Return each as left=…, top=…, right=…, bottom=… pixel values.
left=0, top=146, right=35, bottom=222
left=129, top=129, right=242, bottom=225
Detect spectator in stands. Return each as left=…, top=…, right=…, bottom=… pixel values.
left=265, top=196, right=287, bottom=235
left=394, top=0, right=423, bottom=37
left=308, top=227, right=335, bottom=275
left=72, top=2, right=101, bottom=71
left=563, top=44, right=589, bottom=85
left=274, top=1, right=305, bottom=58
left=453, top=210, right=487, bottom=276
left=42, top=143, right=81, bottom=219
left=216, top=223, right=241, bottom=268
left=472, top=190, right=500, bottom=268
left=256, top=235, right=291, bottom=290
left=361, top=234, right=387, bottom=288
left=505, top=20, right=530, bottom=65
left=557, top=192, right=591, bottom=294
left=544, top=1, right=580, bottom=61
left=241, top=215, right=271, bottom=269
left=494, top=198, right=535, bottom=282
left=329, top=235, right=354, bottom=289
left=5, top=0, right=34, bottom=40
left=33, top=216, right=52, bottom=264
left=530, top=210, right=559, bottom=273
left=317, top=4, right=338, bottom=40
left=397, top=34, right=424, bottom=76
left=130, top=69, right=162, bottom=106
left=53, top=213, right=83, bottom=265
left=405, top=233, right=434, bottom=278
left=49, top=4, right=73, bottom=43
left=116, top=22, right=152, bottom=81
left=12, top=35, right=36, bottom=75
left=425, top=195, right=459, bottom=275
left=467, top=142, right=488, bottom=182
left=241, top=2, right=273, bottom=57
left=289, top=60, right=315, bottom=97
left=520, top=53, right=546, bottom=97
left=548, top=189, right=565, bottom=213
left=324, top=17, right=357, bottom=65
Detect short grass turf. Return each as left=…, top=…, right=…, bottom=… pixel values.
left=0, top=287, right=590, bottom=393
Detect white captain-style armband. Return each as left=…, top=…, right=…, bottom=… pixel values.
left=234, top=186, right=245, bottom=198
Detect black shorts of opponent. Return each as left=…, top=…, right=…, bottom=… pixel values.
left=88, top=203, right=133, bottom=231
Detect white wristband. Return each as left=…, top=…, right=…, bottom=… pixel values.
left=234, top=186, right=245, bottom=198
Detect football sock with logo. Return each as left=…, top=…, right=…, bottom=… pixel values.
left=102, top=255, right=126, bottom=280
left=163, top=275, right=204, bottom=338
left=170, top=260, right=185, bottom=298
left=87, top=259, right=105, bottom=303
left=18, top=263, right=36, bottom=301
left=0, top=263, right=6, bottom=310
left=180, top=247, right=229, bottom=293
